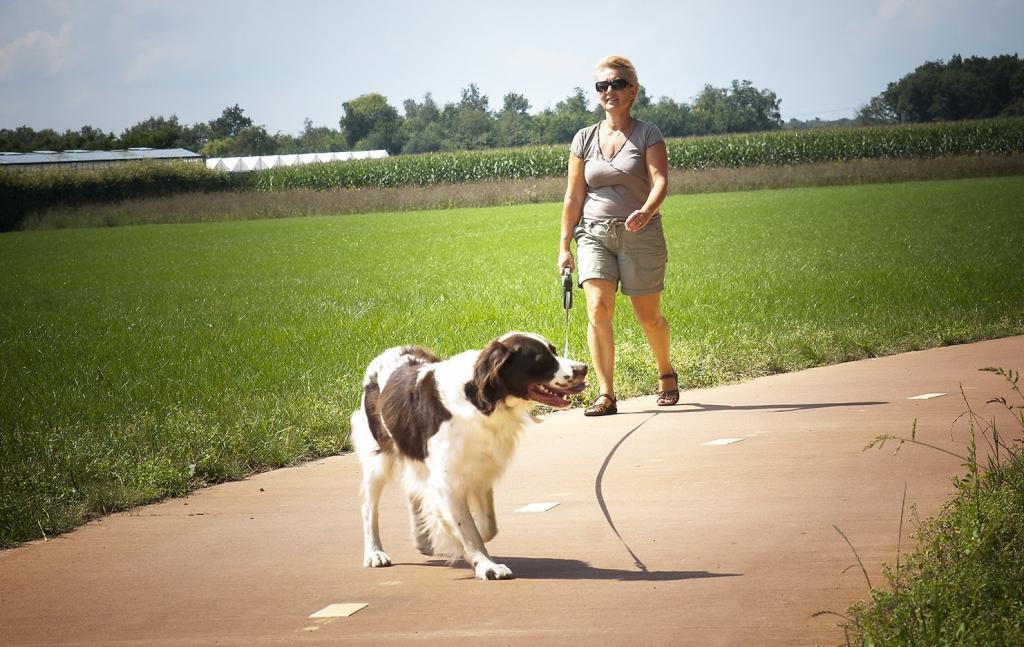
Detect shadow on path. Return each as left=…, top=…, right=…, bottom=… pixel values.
left=417, top=557, right=742, bottom=582
left=590, top=399, right=887, bottom=574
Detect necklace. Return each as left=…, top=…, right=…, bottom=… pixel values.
left=599, top=120, right=633, bottom=160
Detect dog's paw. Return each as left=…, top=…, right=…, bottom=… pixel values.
left=364, top=550, right=392, bottom=568
left=415, top=541, right=435, bottom=556
left=475, top=561, right=513, bottom=580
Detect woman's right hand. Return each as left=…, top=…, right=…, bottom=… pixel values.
left=558, top=249, right=575, bottom=274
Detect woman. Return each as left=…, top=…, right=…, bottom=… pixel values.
left=557, top=54, right=678, bottom=416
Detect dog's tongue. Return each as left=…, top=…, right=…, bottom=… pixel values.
left=529, top=385, right=570, bottom=408
left=528, top=382, right=588, bottom=408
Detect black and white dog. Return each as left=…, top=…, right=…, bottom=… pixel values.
left=351, top=332, right=587, bottom=580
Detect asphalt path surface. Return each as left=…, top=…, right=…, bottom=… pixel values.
left=3, top=336, right=1022, bottom=646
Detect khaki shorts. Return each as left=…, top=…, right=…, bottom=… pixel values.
left=574, top=217, right=668, bottom=296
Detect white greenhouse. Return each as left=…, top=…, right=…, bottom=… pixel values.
left=205, top=150, right=388, bottom=173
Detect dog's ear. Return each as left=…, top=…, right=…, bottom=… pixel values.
left=465, top=340, right=513, bottom=415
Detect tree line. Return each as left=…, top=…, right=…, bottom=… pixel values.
left=0, top=105, right=346, bottom=159
left=2, top=53, right=1021, bottom=157
left=1, top=80, right=782, bottom=157
left=858, top=53, right=1024, bottom=123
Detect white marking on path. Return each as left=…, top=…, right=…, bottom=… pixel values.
left=516, top=502, right=559, bottom=513
left=908, top=393, right=947, bottom=400
left=703, top=438, right=744, bottom=446
left=310, top=603, right=368, bottom=618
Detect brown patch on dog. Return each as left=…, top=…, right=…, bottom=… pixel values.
left=465, top=340, right=513, bottom=415
left=362, top=377, right=392, bottom=454
left=377, top=364, right=451, bottom=461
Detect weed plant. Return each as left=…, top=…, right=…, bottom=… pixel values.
left=2, top=176, right=1023, bottom=547
left=844, top=368, right=1024, bottom=646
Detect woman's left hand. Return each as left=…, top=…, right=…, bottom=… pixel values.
left=625, top=209, right=652, bottom=232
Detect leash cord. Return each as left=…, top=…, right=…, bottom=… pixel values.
left=562, top=268, right=573, bottom=357
left=564, top=308, right=570, bottom=358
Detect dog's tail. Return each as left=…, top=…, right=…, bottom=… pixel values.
left=405, top=477, right=464, bottom=562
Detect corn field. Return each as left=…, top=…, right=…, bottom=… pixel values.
left=666, top=119, right=1024, bottom=169
left=249, top=118, right=1024, bottom=191
left=0, top=161, right=241, bottom=231
left=248, top=146, right=569, bottom=191
left=2, top=119, right=1023, bottom=230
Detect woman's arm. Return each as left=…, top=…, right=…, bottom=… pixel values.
left=559, top=154, right=587, bottom=271
left=624, top=140, right=668, bottom=232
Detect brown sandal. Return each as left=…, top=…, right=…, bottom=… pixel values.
left=584, top=393, right=618, bottom=417
left=657, top=371, right=680, bottom=407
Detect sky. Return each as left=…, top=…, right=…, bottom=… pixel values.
left=1, top=0, right=1022, bottom=137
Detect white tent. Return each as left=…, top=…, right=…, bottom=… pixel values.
left=259, top=155, right=282, bottom=169
left=205, top=150, right=388, bottom=173
left=242, top=156, right=282, bottom=171
left=220, top=157, right=245, bottom=172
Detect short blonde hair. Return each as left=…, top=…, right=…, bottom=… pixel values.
left=594, top=55, right=639, bottom=88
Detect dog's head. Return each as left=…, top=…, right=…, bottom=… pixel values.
left=466, top=332, right=588, bottom=415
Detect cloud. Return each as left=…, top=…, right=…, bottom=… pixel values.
left=121, top=43, right=192, bottom=84
left=873, top=0, right=960, bottom=29
left=0, top=22, right=73, bottom=81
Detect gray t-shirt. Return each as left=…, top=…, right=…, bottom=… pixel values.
left=570, top=120, right=665, bottom=221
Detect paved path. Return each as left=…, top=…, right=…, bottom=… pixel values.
left=3, top=337, right=1023, bottom=646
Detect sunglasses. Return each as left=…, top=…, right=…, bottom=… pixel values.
left=595, top=78, right=630, bottom=92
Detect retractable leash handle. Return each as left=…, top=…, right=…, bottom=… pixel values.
left=561, top=267, right=573, bottom=357
left=562, top=267, right=574, bottom=310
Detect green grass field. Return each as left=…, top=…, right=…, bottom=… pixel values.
left=2, top=175, right=1023, bottom=547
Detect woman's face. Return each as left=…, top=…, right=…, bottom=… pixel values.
left=595, top=67, right=637, bottom=112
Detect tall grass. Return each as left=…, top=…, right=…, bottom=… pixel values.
left=2, top=175, right=1023, bottom=547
